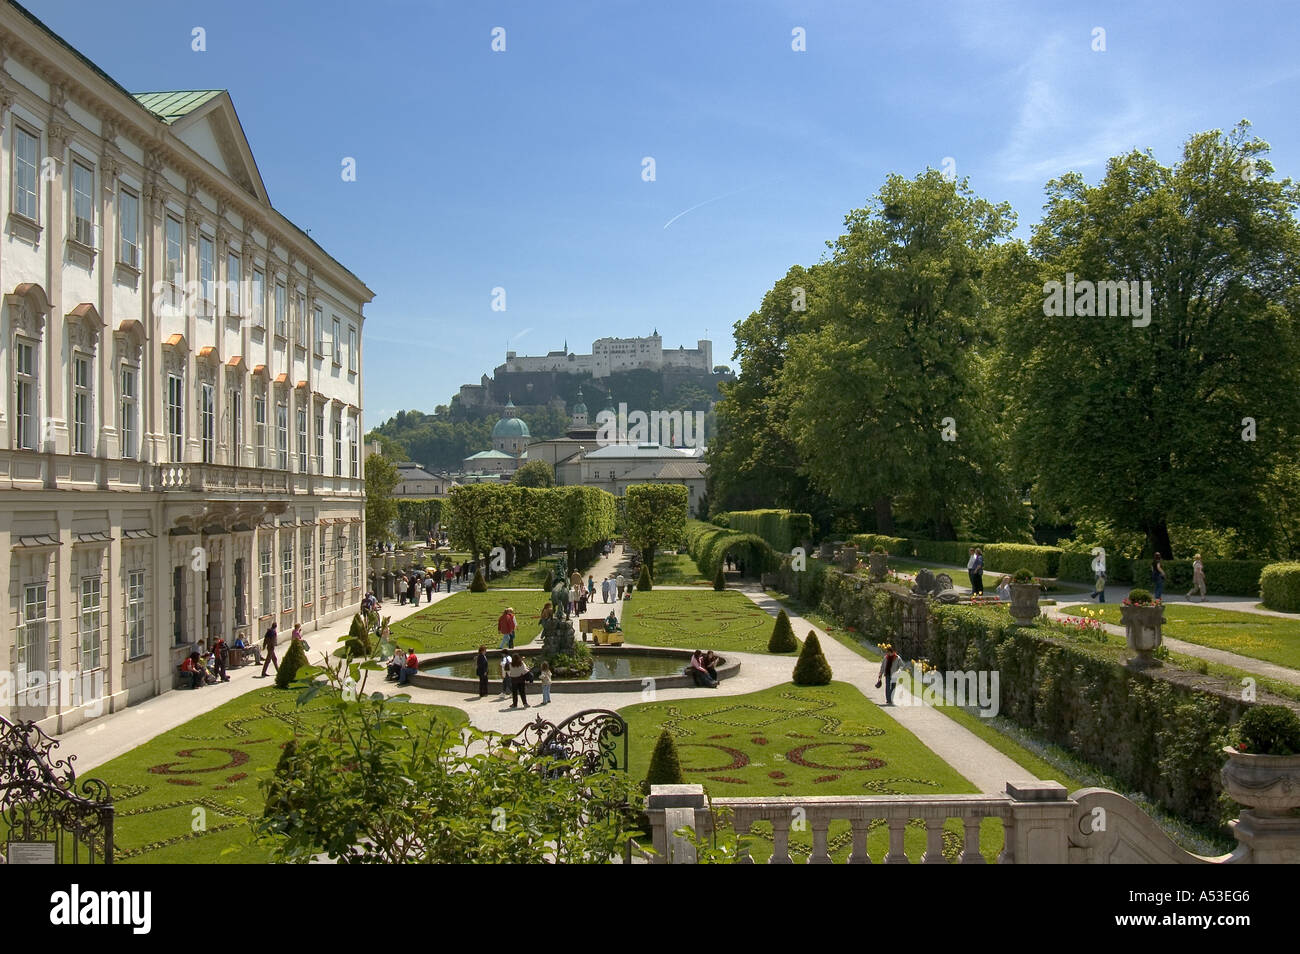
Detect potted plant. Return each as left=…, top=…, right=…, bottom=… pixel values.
left=1120, top=588, right=1165, bottom=667
left=867, top=546, right=888, bottom=583
left=1008, top=568, right=1040, bottom=625
left=1221, top=705, right=1300, bottom=817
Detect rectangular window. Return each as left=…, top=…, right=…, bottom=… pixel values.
left=333, top=411, right=343, bottom=476
left=296, top=293, right=308, bottom=345
left=120, top=366, right=137, bottom=459
left=119, top=187, right=139, bottom=267
left=199, top=235, right=215, bottom=310
left=80, top=576, right=101, bottom=671
left=302, top=530, right=314, bottom=606
left=275, top=283, right=287, bottom=338
left=297, top=407, right=308, bottom=473
left=281, top=534, right=294, bottom=613
left=15, top=339, right=36, bottom=450
left=260, top=536, right=274, bottom=615
left=12, top=124, right=38, bottom=220
left=72, top=355, right=91, bottom=454
left=252, top=267, right=265, bottom=329
left=254, top=396, right=267, bottom=468
left=334, top=529, right=344, bottom=595
left=200, top=383, right=215, bottom=463
left=276, top=401, right=288, bottom=471
left=351, top=532, right=360, bottom=589
left=350, top=415, right=358, bottom=478
left=228, top=253, right=242, bottom=318
left=314, top=307, right=324, bottom=356
left=348, top=325, right=357, bottom=373
left=127, top=569, right=146, bottom=659
left=332, top=318, right=341, bottom=366
left=229, top=387, right=243, bottom=463
left=234, top=557, right=247, bottom=626
left=172, top=565, right=186, bottom=645
left=315, top=407, right=325, bottom=473
left=166, top=216, right=184, bottom=284
left=19, top=583, right=47, bottom=695
left=71, top=160, right=94, bottom=246
left=167, top=373, right=184, bottom=461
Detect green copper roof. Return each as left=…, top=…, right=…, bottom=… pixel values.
left=133, top=90, right=224, bottom=124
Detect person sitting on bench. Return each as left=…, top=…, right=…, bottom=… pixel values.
left=233, top=634, right=262, bottom=666
left=180, top=652, right=205, bottom=689
left=387, top=647, right=405, bottom=681
left=688, top=650, right=718, bottom=689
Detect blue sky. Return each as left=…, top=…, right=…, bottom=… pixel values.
left=26, top=0, right=1300, bottom=424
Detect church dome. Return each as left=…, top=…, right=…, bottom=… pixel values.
left=572, top=387, right=588, bottom=417
left=492, top=399, right=531, bottom=439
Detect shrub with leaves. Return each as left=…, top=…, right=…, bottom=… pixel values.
left=792, top=631, right=833, bottom=685
left=256, top=654, right=638, bottom=863
left=637, top=564, right=653, bottom=591
left=275, top=638, right=310, bottom=689
left=642, top=729, right=684, bottom=794
left=343, top=613, right=373, bottom=659
left=1233, top=704, right=1300, bottom=756
left=768, top=609, right=799, bottom=653
left=470, top=569, right=487, bottom=592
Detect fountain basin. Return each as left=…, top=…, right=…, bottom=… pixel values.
left=408, top=647, right=740, bottom=693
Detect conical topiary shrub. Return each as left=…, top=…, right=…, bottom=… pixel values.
left=792, top=631, right=832, bottom=685
left=543, top=568, right=554, bottom=591
left=343, top=612, right=372, bottom=658
left=262, top=738, right=299, bottom=819
left=713, top=566, right=726, bottom=591
left=768, top=609, right=798, bottom=653
left=637, top=564, right=653, bottom=591
left=470, top=568, right=487, bottom=592
left=275, top=638, right=310, bottom=689
left=642, top=728, right=684, bottom=794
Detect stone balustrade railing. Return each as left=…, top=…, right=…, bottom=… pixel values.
left=153, top=463, right=362, bottom=495
left=646, top=781, right=1295, bottom=864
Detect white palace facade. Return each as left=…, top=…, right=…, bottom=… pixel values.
left=0, top=2, right=374, bottom=732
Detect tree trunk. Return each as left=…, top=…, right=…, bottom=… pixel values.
left=646, top=545, right=656, bottom=580
left=874, top=496, right=895, bottom=535
left=1147, top=523, right=1173, bottom=559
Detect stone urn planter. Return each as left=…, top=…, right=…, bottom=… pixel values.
left=868, top=551, right=888, bottom=583
left=1008, top=583, right=1041, bottom=626
left=1220, top=746, right=1300, bottom=817
left=840, top=545, right=859, bottom=572
left=1120, top=603, right=1165, bottom=668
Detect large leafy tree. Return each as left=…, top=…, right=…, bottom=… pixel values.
left=1003, top=123, right=1300, bottom=557
left=364, top=453, right=400, bottom=547
left=781, top=170, right=1024, bottom=539
left=444, top=484, right=516, bottom=566
left=512, top=459, right=555, bottom=488
left=707, top=265, right=840, bottom=529
left=624, top=484, right=688, bottom=578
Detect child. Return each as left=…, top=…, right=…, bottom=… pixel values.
left=540, top=661, right=552, bottom=705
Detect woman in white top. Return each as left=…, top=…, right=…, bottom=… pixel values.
left=507, top=655, right=531, bottom=708
left=1187, top=554, right=1207, bottom=602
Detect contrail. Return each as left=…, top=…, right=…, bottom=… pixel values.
left=662, top=178, right=784, bottom=230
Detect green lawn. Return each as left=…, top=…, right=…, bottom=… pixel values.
left=390, top=591, right=553, bottom=652
left=620, top=681, right=1004, bottom=862
left=622, top=590, right=789, bottom=653
left=87, top=687, right=465, bottom=863
left=1059, top=602, right=1300, bottom=670
left=647, top=552, right=710, bottom=586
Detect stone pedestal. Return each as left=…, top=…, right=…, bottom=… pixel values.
left=647, top=784, right=711, bottom=864
left=868, top=552, right=888, bottom=583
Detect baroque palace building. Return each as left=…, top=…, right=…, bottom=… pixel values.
left=0, top=2, right=373, bottom=732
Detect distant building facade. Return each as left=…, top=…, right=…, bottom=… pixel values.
left=499, top=331, right=712, bottom=379
left=392, top=462, right=454, bottom=497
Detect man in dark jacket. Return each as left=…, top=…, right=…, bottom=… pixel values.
left=212, top=637, right=231, bottom=682
left=475, top=646, right=489, bottom=697
left=260, top=623, right=279, bottom=677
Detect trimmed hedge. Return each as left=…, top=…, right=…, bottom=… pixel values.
left=643, top=728, right=685, bottom=794
left=275, top=638, right=309, bottom=689
left=685, top=519, right=779, bottom=578
left=1058, top=551, right=1136, bottom=585
left=767, top=555, right=828, bottom=607
left=768, top=609, right=799, bottom=653
left=727, top=509, right=814, bottom=554
left=792, top=631, right=832, bottom=685
left=1260, top=562, right=1300, bottom=613
left=817, top=569, right=1298, bottom=827
left=1127, top=559, right=1267, bottom=597
left=849, top=533, right=908, bottom=554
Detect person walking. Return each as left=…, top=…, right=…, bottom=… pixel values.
left=291, top=621, right=310, bottom=653
left=876, top=645, right=902, bottom=705
left=539, top=661, right=552, bottom=705
left=616, top=573, right=626, bottom=600
left=508, top=654, right=531, bottom=708
left=497, top=606, right=517, bottom=650
left=212, top=636, right=230, bottom=682
left=475, top=646, right=490, bottom=697
left=260, top=622, right=280, bottom=677
left=587, top=575, right=596, bottom=601
left=601, top=576, right=611, bottom=604
left=1151, top=553, right=1166, bottom=601
left=1089, top=548, right=1107, bottom=602
left=966, top=547, right=978, bottom=592
left=424, top=573, right=435, bottom=602
left=1187, top=554, right=1207, bottom=602
left=500, top=652, right=512, bottom=698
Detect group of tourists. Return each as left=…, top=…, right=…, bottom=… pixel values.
left=181, top=620, right=312, bottom=688
left=387, top=646, right=421, bottom=686
left=687, top=649, right=721, bottom=688
left=475, top=646, right=552, bottom=707
left=1085, top=549, right=1208, bottom=603
left=398, top=562, right=475, bottom=605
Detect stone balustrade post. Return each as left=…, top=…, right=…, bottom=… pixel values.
left=647, top=784, right=710, bottom=864
left=1006, top=781, right=1074, bottom=863
left=1230, top=812, right=1300, bottom=864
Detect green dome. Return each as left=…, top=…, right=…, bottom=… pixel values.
left=493, top=400, right=530, bottom=439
